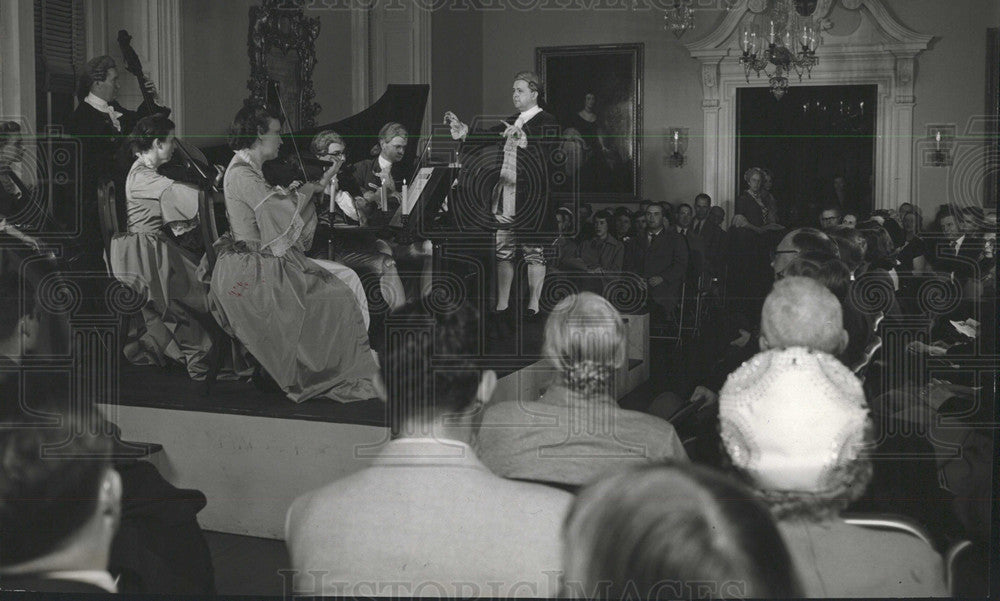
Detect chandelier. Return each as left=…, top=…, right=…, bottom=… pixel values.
left=663, top=1, right=694, bottom=39
left=739, top=0, right=821, bottom=100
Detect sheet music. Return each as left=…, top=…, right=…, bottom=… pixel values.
left=403, top=168, right=434, bottom=215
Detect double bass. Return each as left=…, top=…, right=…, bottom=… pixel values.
left=116, top=29, right=221, bottom=192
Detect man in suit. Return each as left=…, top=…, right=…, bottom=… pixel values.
left=929, top=205, right=990, bottom=282
left=675, top=202, right=706, bottom=287
left=693, top=193, right=727, bottom=282
left=446, top=71, right=561, bottom=319
left=66, top=55, right=162, bottom=271
left=624, top=201, right=688, bottom=322
left=0, top=410, right=122, bottom=594
left=285, top=303, right=571, bottom=597
left=0, top=263, right=216, bottom=595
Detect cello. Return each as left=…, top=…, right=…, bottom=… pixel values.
left=116, top=29, right=222, bottom=192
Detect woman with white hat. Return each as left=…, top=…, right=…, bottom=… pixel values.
left=719, top=347, right=947, bottom=597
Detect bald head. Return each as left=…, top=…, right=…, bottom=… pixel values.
left=760, top=277, right=848, bottom=355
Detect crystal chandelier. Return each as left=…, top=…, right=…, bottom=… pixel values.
left=739, top=0, right=820, bottom=100
left=663, top=0, right=694, bottom=39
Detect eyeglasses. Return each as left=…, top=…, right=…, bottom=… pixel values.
left=770, top=249, right=799, bottom=261
left=320, top=150, right=345, bottom=159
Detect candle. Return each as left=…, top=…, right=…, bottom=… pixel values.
left=402, top=179, right=408, bottom=212
left=672, top=130, right=680, bottom=153
left=935, top=131, right=941, bottom=150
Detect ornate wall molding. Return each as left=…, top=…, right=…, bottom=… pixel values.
left=683, top=0, right=932, bottom=213
left=246, top=0, right=321, bottom=130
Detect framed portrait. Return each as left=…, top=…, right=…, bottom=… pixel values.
left=246, top=0, right=321, bottom=131
left=536, top=43, right=643, bottom=202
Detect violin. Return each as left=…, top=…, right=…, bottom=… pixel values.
left=117, top=29, right=221, bottom=192
left=259, top=80, right=331, bottom=188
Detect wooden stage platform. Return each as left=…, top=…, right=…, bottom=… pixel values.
left=101, top=314, right=649, bottom=538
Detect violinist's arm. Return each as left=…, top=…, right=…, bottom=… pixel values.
left=293, top=161, right=340, bottom=215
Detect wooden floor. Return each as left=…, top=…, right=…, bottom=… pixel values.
left=113, top=311, right=552, bottom=424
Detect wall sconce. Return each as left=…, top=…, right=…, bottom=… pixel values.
left=923, top=124, right=955, bottom=167
left=666, top=126, right=688, bottom=167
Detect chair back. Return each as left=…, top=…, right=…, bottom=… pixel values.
left=842, top=512, right=934, bottom=546
left=945, top=540, right=979, bottom=597
left=853, top=334, right=883, bottom=377
left=96, top=179, right=119, bottom=262
left=198, top=189, right=220, bottom=272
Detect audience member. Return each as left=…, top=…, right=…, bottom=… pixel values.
left=0, top=265, right=216, bottom=595
left=675, top=202, right=706, bottom=287
left=842, top=212, right=858, bottom=228
left=719, top=348, right=948, bottom=597
left=758, top=277, right=848, bottom=356
left=0, top=411, right=121, bottom=594
left=708, top=205, right=725, bottom=229
left=780, top=255, right=871, bottom=370
left=552, top=206, right=580, bottom=269
left=613, top=206, right=633, bottom=242
left=856, top=224, right=902, bottom=316
left=624, top=202, right=688, bottom=321
left=578, top=202, right=595, bottom=240
left=731, top=167, right=784, bottom=320
left=825, top=174, right=851, bottom=212
left=770, top=227, right=838, bottom=279
left=692, top=193, right=726, bottom=280
left=286, top=302, right=571, bottom=597
left=928, top=205, right=989, bottom=281
left=561, top=462, right=802, bottom=599
left=897, top=209, right=929, bottom=274
left=475, top=293, right=687, bottom=488
left=631, top=209, right=646, bottom=236
left=578, top=209, right=624, bottom=283
left=819, top=205, right=843, bottom=230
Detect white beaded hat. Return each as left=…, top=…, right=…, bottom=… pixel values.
left=719, top=347, right=871, bottom=494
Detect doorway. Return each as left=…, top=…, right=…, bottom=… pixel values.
left=737, top=84, right=877, bottom=227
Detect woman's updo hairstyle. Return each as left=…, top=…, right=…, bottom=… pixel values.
left=543, top=292, right=626, bottom=395
left=228, top=104, right=283, bottom=152
left=129, top=114, right=175, bottom=155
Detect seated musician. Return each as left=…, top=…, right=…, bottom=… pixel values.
left=350, top=122, right=407, bottom=221
left=110, top=115, right=231, bottom=381
left=210, top=105, right=377, bottom=403
left=311, top=130, right=405, bottom=312
left=345, top=122, right=433, bottom=304
left=0, top=121, right=29, bottom=224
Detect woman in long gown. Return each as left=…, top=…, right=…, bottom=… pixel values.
left=729, top=167, right=785, bottom=322
left=111, top=115, right=231, bottom=380
left=210, top=106, right=377, bottom=403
